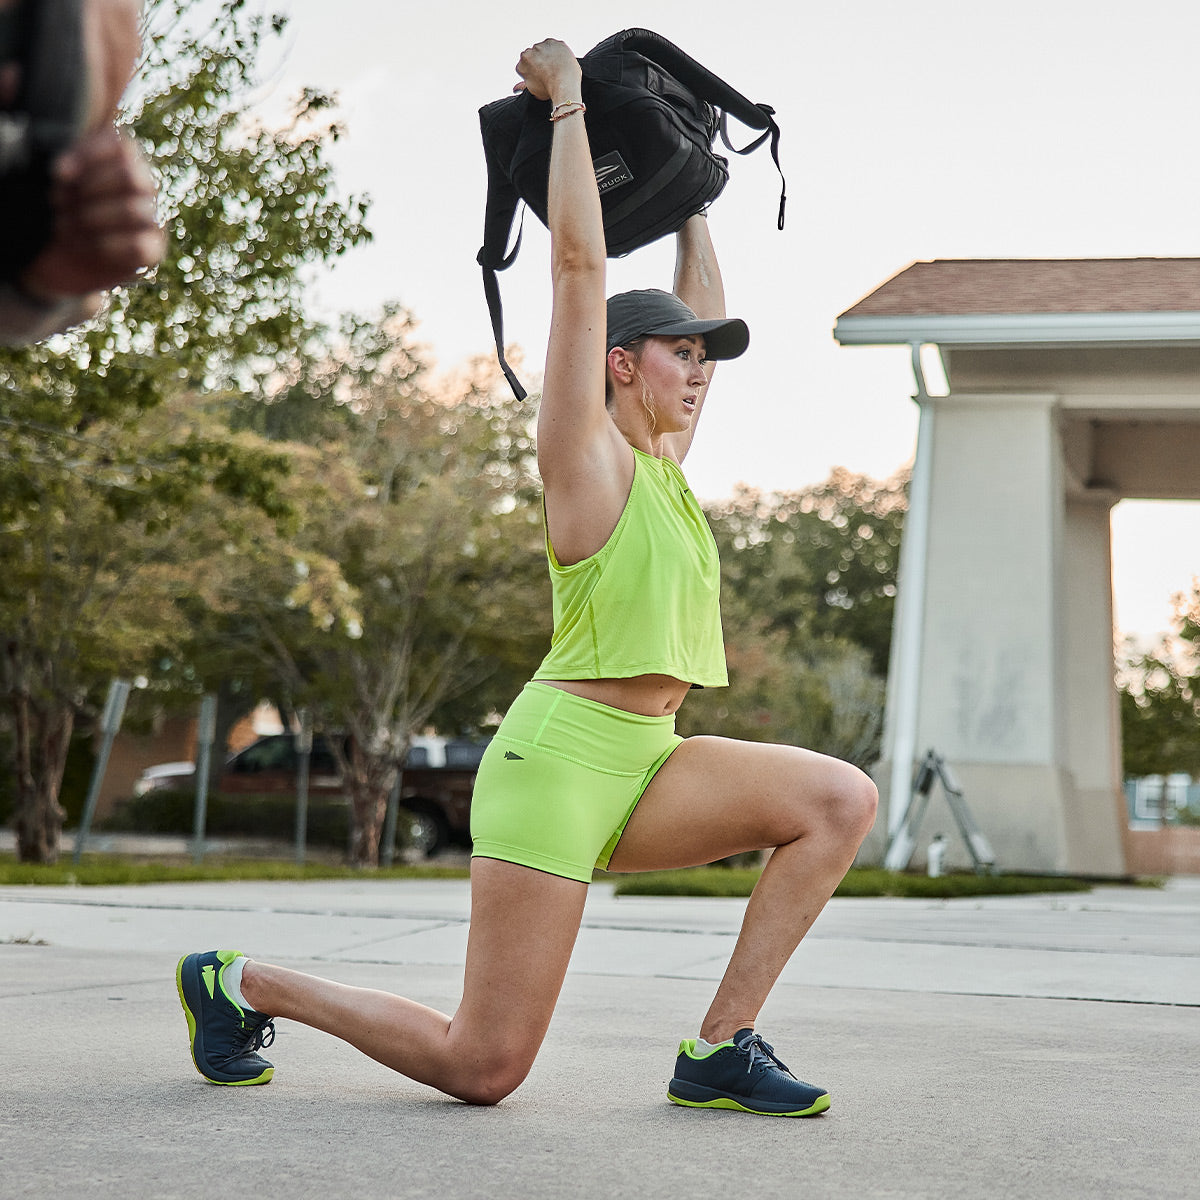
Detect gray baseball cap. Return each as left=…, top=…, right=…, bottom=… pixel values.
left=606, top=289, right=750, bottom=360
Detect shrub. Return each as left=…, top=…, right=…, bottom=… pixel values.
left=101, top=790, right=350, bottom=848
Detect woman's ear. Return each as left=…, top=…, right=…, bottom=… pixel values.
left=607, top=346, right=636, bottom=385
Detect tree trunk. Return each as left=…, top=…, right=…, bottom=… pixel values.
left=349, top=783, right=389, bottom=868
left=11, top=685, right=74, bottom=865
left=212, top=679, right=253, bottom=765
left=346, top=744, right=397, bottom=868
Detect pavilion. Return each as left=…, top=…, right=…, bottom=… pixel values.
left=835, top=259, right=1200, bottom=876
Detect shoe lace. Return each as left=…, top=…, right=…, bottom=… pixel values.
left=735, top=1031, right=792, bottom=1078
left=237, top=1014, right=276, bottom=1055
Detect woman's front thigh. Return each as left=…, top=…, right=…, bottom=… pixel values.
left=606, top=735, right=872, bottom=873
left=452, top=857, right=589, bottom=1065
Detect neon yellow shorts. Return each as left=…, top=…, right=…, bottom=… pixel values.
left=470, top=682, right=683, bottom=882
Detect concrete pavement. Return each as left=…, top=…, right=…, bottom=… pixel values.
left=1, top=874, right=1197, bottom=1199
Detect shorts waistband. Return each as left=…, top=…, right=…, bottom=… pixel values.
left=523, top=682, right=677, bottom=727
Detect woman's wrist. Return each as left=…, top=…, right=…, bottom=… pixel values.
left=678, top=212, right=716, bottom=247
left=546, top=64, right=583, bottom=107
left=549, top=99, right=586, bottom=123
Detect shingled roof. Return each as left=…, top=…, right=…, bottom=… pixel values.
left=839, top=259, right=1200, bottom=318
left=834, top=259, right=1200, bottom=347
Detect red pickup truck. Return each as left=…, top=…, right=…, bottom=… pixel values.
left=132, top=733, right=489, bottom=856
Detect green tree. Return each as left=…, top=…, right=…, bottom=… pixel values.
left=211, top=325, right=548, bottom=866
left=683, top=468, right=904, bottom=765
left=676, top=605, right=885, bottom=768
left=0, top=394, right=293, bottom=861
left=1119, top=626, right=1200, bottom=781
left=705, top=467, right=907, bottom=677
left=0, top=0, right=369, bottom=862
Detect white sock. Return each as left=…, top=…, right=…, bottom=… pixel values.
left=694, top=1035, right=733, bottom=1054
left=221, top=955, right=251, bottom=1010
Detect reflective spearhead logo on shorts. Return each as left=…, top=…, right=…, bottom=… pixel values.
left=503, top=750, right=524, bottom=761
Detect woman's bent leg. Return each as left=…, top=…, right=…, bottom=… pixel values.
left=240, top=857, right=588, bottom=1105
left=607, top=736, right=878, bottom=1043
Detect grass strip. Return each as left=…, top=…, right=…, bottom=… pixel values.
left=0, top=855, right=1141, bottom=897
left=611, top=867, right=1099, bottom=900
left=0, top=855, right=470, bottom=886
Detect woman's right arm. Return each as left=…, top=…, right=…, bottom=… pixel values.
left=515, top=41, right=625, bottom=508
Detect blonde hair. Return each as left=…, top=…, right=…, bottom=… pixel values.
left=634, top=364, right=657, bottom=436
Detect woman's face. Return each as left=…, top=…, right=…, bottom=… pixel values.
left=631, top=335, right=709, bottom=432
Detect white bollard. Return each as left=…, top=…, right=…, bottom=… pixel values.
left=927, top=833, right=947, bottom=878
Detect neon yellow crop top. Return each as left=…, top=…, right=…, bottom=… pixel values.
left=533, top=447, right=728, bottom=688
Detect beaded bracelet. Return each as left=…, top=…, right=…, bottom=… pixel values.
left=549, top=101, right=586, bottom=122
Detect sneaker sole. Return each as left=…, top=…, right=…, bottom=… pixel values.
left=668, top=1082, right=830, bottom=1117
left=176, top=955, right=274, bottom=1087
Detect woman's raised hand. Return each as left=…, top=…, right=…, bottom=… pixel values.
left=513, top=38, right=581, bottom=103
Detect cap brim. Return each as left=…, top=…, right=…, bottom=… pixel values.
left=641, top=316, right=750, bottom=360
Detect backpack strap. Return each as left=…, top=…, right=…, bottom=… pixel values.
left=479, top=233, right=526, bottom=402
left=718, top=108, right=786, bottom=231
left=477, top=97, right=529, bottom=401
left=607, top=29, right=769, bottom=129
left=605, top=28, right=787, bottom=231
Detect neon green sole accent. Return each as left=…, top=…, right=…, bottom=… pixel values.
left=668, top=1092, right=830, bottom=1117
left=176, top=956, right=273, bottom=1086
left=201, top=1069, right=274, bottom=1087
left=175, top=957, right=198, bottom=1046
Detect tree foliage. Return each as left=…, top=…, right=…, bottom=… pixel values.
left=682, top=468, right=906, bottom=765
left=193, top=320, right=548, bottom=866
left=0, top=0, right=369, bottom=862
left=1119, top=596, right=1200, bottom=780
left=676, top=625, right=885, bottom=768
left=704, top=467, right=907, bottom=677
left=131, top=0, right=370, bottom=387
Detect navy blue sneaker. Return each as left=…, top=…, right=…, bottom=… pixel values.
left=176, top=950, right=275, bottom=1086
left=668, top=1029, right=830, bottom=1116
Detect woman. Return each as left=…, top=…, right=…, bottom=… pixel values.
left=177, top=38, right=877, bottom=1117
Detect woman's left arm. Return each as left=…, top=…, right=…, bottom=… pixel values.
left=664, top=214, right=725, bottom=463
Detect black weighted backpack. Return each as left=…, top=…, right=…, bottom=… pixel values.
left=477, top=28, right=786, bottom=400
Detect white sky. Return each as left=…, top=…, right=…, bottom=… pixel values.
left=251, top=0, right=1199, bottom=641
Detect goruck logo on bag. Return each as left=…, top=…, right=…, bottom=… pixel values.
left=593, top=150, right=634, bottom=194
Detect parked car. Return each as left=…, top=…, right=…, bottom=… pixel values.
left=132, top=733, right=489, bottom=856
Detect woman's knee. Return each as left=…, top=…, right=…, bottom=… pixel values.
left=823, top=761, right=879, bottom=843
left=453, top=1044, right=538, bottom=1106
left=779, top=752, right=877, bottom=846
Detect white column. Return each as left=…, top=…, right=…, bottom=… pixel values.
left=897, top=392, right=1070, bottom=871
left=1059, top=495, right=1126, bottom=872
left=882, top=398, right=934, bottom=866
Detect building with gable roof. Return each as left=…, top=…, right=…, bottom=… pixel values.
left=836, top=258, right=1200, bottom=876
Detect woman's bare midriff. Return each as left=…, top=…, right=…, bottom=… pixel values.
left=539, top=674, right=692, bottom=718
